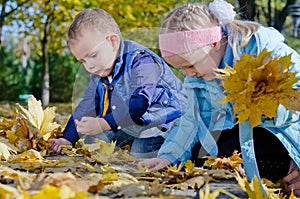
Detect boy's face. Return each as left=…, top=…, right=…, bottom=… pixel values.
left=69, top=29, right=118, bottom=77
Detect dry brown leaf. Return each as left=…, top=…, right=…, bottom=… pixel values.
left=29, top=172, right=91, bottom=194
left=0, top=140, right=17, bottom=161
left=181, top=176, right=206, bottom=189
left=0, top=117, right=17, bottom=131
left=203, top=150, right=243, bottom=171
left=16, top=95, right=60, bottom=141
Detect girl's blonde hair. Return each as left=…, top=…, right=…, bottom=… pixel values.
left=160, top=3, right=260, bottom=58
left=67, top=8, right=122, bottom=45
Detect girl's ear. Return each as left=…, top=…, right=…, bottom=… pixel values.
left=108, top=34, right=120, bottom=52
left=212, top=41, right=221, bottom=50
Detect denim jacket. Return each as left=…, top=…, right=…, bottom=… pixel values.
left=158, top=26, right=300, bottom=172
left=63, top=40, right=188, bottom=145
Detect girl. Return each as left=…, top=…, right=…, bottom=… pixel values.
left=139, top=0, right=300, bottom=196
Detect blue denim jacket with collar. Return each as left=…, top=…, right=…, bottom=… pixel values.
left=63, top=40, right=188, bottom=145
left=158, top=26, right=300, bottom=171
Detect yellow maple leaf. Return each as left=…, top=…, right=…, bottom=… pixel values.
left=235, top=171, right=281, bottom=199
left=102, top=172, right=138, bottom=188
left=203, top=150, right=243, bottom=171
left=85, top=139, right=116, bottom=156
left=166, top=162, right=183, bottom=172
left=27, top=185, right=91, bottom=199
left=216, top=48, right=300, bottom=127
left=86, top=140, right=119, bottom=164
left=16, top=95, right=60, bottom=141
left=184, top=160, right=194, bottom=172
left=199, top=183, right=239, bottom=199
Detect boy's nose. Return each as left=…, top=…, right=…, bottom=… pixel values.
left=84, top=61, right=94, bottom=70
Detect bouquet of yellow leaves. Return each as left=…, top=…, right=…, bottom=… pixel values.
left=216, top=48, right=300, bottom=127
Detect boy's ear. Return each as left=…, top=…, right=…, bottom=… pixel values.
left=108, top=34, right=120, bottom=52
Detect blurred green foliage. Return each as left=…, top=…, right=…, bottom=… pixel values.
left=1, top=0, right=300, bottom=103
left=0, top=47, right=29, bottom=101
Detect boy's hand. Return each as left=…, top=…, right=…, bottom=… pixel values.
left=138, top=158, right=171, bottom=171
left=49, top=138, right=71, bottom=154
left=75, top=117, right=110, bottom=135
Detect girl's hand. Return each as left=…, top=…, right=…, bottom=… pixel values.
left=138, top=158, right=171, bottom=171
left=75, top=117, right=110, bottom=135
left=283, top=160, right=300, bottom=196
left=49, top=138, right=71, bottom=154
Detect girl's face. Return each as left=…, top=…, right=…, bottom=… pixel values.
left=164, top=42, right=225, bottom=80
left=69, top=29, right=119, bottom=77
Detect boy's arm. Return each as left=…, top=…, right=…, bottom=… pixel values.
left=103, top=53, right=161, bottom=129
left=62, top=115, right=80, bottom=145
left=62, top=77, right=100, bottom=145
left=128, top=53, right=161, bottom=124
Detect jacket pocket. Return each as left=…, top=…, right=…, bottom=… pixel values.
left=150, top=86, right=171, bottom=110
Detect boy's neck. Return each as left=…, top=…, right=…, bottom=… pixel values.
left=101, top=75, right=112, bottom=83
left=107, top=75, right=112, bottom=83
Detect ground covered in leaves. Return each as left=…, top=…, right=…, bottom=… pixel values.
left=0, top=97, right=297, bottom=199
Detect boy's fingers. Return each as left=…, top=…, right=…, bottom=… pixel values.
left=80, top=117, right=88, bottom=122
left=52, top=145, right=61, bottom=154
left=74, top=119, right=81, bottom=126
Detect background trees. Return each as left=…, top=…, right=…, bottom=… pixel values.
left=0, top=0, right=300, bottom=104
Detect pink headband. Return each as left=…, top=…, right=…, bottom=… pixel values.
left=159, top=26, right=222, bottom=57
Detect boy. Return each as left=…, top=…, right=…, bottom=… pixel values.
left=49, top=8, right=187, bottom=158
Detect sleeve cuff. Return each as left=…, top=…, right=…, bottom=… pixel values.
left=62, top=115, right=80, bottom=146
left=158, top=154, right=181, bottom=166
left=103, top=113, right=119, bottom=131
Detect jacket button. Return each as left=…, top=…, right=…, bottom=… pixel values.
left=162, top=100, right=168, bottom=105
left=110, top=86, right=114, bottom=91
left=112, top=105, right=116, bottom=110
left=117, top=126, right=122, bottom=130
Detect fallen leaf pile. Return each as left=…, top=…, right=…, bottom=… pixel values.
left=0, top=95, right=297, bottom=198
left=216, top=48, right=300, bottom=127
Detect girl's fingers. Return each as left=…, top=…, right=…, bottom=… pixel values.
left=139, top=158, right=160, bottom=169
left=287, top=181, right=300, bottom=193
left=284, top=169, right=299, bottom=183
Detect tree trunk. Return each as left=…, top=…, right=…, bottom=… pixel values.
left=273, top=0, right=298, bottom=32
left=41, top=16, right=50, bottom=106
left=0, top=0, right=8, bottom=46
left=238, top=0, right=256, bottom=20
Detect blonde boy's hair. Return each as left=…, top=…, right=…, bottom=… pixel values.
left=67, top=8, right=122, bottom=44
left=160, top=3, right=260, bottom=58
